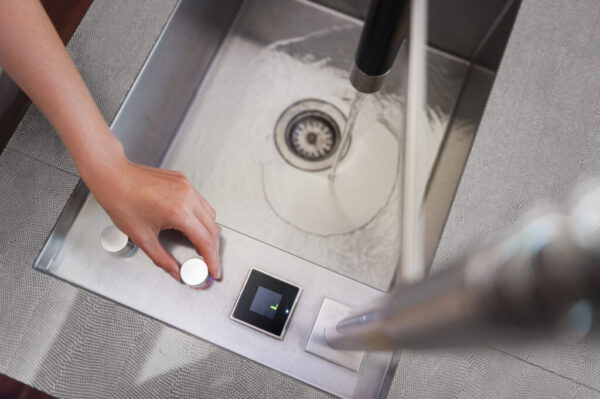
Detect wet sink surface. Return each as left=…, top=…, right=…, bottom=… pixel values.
left=164, top=0, right=467, bottom=290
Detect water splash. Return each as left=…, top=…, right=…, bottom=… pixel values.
left=162, top=21, right=464, bottom=290
left=328, top=90, right=367, bottom=180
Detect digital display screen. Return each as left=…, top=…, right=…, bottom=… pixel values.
left=231, top=268, right=301, bottom=339
left=249, top=286, right=282, bottom=320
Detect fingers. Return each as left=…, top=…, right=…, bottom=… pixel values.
left=191, top=200, right=219, bottom=239
left=196, top=192, right=216, bottom=220
left=136, top=233, right=181, bottom=281
left=131, top=169, right=220, bottom=281
left=98, top=162, right=221, bottom=284
left=192, top=198, right=220, bottom=279
left=178, top=216, right=221, bottom=280
left=172, top=174, right=216, bottom=226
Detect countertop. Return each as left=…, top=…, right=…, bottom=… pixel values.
left=1, top=0, right=600, bottom=398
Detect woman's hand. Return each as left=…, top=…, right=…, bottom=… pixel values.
left=0, top=1, right=221, bottom=282
left=83, top=151, right=221, bottom=282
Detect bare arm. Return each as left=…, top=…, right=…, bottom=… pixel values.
left=0, top=0, right=220, bottom=281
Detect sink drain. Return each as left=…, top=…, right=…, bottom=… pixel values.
left=275, top=99, right=348, bottom=171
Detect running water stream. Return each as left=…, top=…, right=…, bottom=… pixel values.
left=328, top=90, right=367, bottom=180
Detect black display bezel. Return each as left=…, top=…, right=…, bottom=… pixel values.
left=231, top=268, right=301, bottom=338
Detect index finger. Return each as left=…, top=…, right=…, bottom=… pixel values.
left=179, top=218, right=221, bottom=280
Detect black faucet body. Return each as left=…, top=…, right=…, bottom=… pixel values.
left=350, top=0, right=410, bottom=93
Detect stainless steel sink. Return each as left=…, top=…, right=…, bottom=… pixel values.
left=159, top=1, right=469, bottom=291
left=34, top=0, right=508, bottom=397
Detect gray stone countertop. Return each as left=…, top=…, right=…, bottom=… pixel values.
left=1, top=0, right=600, bottom=398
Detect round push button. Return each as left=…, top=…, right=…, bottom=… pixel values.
left=180, top=257, right=212, bottom=289
left=100, top=225, right=136, bottom=257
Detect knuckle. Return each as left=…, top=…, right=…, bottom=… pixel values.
left=161, top=194, right=180, bottom=212
left=174, top=198, right=189, bottom=214
left=180, top=176, right=193, bottom=190
left=173, top=208, right=191, bottom=226
left=169, top=193, right=191, bottom=211
left=176, top=185, right=189, bottom=199
left=181, top=178, right=193, bottom=190
left=172, top=170, right=185, bottom=180
left=178, top=182, right=196, bottom=203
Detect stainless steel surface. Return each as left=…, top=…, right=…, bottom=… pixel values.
left=309, top=0, right=369, bottom=20
left=274, top=99, right=347, bottom=171
left=471, top=0, right=520, bottom=70
left=34, top=181, right=89, bottom=272
left=428, top=0, right=516, bottom=68
left=100, top=225, right=137, bottom=257
left=229, top=267, right=302, bottom=340
left=423, top=65, right=495, bottom=269
left=160, top=0, right=469, bottom=290
left=470, top=0, right=517, bottom=65
left=32, top=0, right=506, bottom=396
left=349, top=62, right=388, bottom=93
left=43, top=195, right=389, bottom=398
left=419, top=0, right=515, bottom=270
left=111, top=0, right=244, bottom=167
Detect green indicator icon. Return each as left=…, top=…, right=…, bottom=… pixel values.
left=270, top=304, right=279, bottom=311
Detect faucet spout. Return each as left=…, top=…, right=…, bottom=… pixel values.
left=350, top=0, right=410, bottom=93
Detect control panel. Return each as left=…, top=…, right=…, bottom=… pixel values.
left=230, top=268, right=301, bottom=339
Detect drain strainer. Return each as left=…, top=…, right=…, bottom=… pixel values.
left=275, top=99, right=348, bottom=171
left=289, top=112, right=336, bottom=160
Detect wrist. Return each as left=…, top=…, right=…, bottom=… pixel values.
left=76, top=132, right=128, bottom=189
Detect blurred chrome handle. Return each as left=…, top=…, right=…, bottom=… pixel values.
left=325, top=183, right=600, bottom=351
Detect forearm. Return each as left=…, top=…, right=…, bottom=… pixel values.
left=0, top=0, right=222, bottom=280
left=0, top=0, right=124, bottom=181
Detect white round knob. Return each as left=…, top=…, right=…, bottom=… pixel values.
left=100, top=225, right=136, bottom=257
left=180, top=257, right=212, bottom=289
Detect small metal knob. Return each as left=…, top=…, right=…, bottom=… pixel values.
left=180, top=257, right=212, bottom=289
left=100, top=225, right=136, bottom=257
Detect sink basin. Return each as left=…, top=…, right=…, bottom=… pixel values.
left=34, top=0, right=505, bottom=397
left=160, top=0, right=467, bottom=291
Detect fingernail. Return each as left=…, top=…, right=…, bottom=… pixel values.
left=215, top=267, right=222, bottom=281
left=170, top=271, right=180, bottom=282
